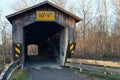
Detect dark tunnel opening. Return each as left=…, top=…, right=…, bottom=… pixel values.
left=23, top=22, right=64, bottom=67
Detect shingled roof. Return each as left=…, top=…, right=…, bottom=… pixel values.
left=6, top=1, right=82, bottom=22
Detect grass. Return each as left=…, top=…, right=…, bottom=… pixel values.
left=72, top=68, right=120, bottom=80
left=83, top=71, right=120, bottom=80
left=13, top=70, right=28, bottom=80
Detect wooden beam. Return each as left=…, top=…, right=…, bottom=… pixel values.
left=67, top=58, right=120, bottom=68
left=65, top=63, right=120, bottom=74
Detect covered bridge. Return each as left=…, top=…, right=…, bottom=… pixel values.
left=6, top=1, right=81, bottom=67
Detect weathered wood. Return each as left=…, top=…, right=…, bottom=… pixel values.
left=67, top=58, right=120, bottom=68
left=65, top=63, right=120, bottom=74
left=65, top=63, right=104, bottom=72
left=105, top=67, right=120, bottom=74
left=10, top=4, right=76, bottom=41
left=6, top=1, right=81, bottom=65
left=11, top=5, right=76, bottom=28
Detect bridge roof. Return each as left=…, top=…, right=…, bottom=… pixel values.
left=6, top=1, right=82, bottom=23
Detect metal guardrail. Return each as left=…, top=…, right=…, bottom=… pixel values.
left=0, top=60, right=21, bottom=80
left=65, top=58, right=120, bottom=74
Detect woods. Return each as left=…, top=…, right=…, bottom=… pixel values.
left=75, top=0, right=120, bottom=61
left=0, top=11, right=12, bottom=65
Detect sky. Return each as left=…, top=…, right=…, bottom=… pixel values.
left=0, top=0, right=15, bottom=16
left=0, top=0, right=80, bottom=25
left=0, top=0, right=114, bottom=20
left=0, top=0, right=78, bottom=16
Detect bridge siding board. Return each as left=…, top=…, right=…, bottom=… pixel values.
left=11, top=5, right=76, bottom=28
left=12, top=5, right=76, bottom=43
left=6, top=1, right=81, bottom=22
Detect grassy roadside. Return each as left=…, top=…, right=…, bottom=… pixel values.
left=72, top=68, right=120, bottom=80
left=13, top=70, right=28, bottom=80
left=83, top=71, right=120, bottom=80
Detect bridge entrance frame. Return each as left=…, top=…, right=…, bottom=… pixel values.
left=6, top=1, right=81, bottom=67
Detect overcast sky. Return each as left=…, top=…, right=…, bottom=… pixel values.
left=0, top=0, right=15, bottom=16
left=0, top=0, right=114, bottom=18
left=0, top=0, right=79, bottom=16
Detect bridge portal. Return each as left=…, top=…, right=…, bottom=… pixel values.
left=24, top=22, right=65, bottom=66
left=6, top=1, right=81, bottom=67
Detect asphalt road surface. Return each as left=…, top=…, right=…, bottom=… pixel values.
left=26, top=66, right=89, bottom=80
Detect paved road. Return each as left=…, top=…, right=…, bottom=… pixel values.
left=26, top=67, right=89, bottom=80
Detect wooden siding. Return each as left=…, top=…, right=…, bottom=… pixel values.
left=9, top=3, right=79, bottom=64
left=11, top=4, right=76, bottom=41
left=11, top=5, right=76, bottom=28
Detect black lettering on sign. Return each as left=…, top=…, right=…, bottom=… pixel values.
left=39, top=12, right=45, bottom=18
left=39, top=12, right=52, bottom=18
left=47, top=13, right=52, bottom=17
left=36, top=11, right=55, bottom=20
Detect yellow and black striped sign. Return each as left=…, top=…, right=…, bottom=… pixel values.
left=65, top=41, right=76, bottom=61
left=69, top=41, right=76, bottom=54
left=14, top=43, right=21, bottom=59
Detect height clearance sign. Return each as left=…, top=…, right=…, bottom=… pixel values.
left=36, top=11, right=55, bottom=21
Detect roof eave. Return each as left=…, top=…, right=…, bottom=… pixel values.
left=6, top=1, right=82, bottom=23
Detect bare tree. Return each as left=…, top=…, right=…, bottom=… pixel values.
left=0, top=11, right=10, bottom=65
left=68, top=6, right=75, bottom=13
left=114, top=0, right=120, bottom=34
left=75, top=0, right=116, bottom=60
left=51, top=0, right=67, bottom=8
left=77, top=0, right=95, bottom=55
left=112, top=0, right=120, bottom=58
left=11, top=0, right=43, bottom=11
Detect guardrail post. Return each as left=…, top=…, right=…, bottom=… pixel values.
left=79, top=63, right=83, bottom=72
left=70, top=62, right=73, bottom=70
left=104, top=65, right=107, bottom=75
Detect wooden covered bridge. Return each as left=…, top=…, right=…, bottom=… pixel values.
left=6, top=1, right=81, bottom=67
left=1, top=1, right=120, bottom=80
